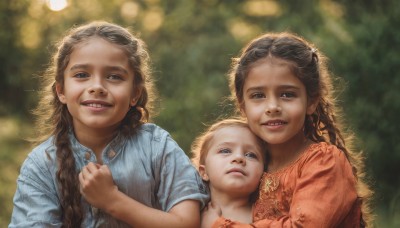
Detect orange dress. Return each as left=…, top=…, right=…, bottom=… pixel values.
left=213, top=142, right=362, bottom=228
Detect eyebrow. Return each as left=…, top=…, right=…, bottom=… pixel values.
left=68, top=64, right=129, bottom=74
left=278, top=85, right=301, bottom=90
left=68, top=64, right=90, bottom=72
left=245, top=85, right=301, bottom=93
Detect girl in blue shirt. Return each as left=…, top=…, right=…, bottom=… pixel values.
left=10, top=21, right=208, bottom=228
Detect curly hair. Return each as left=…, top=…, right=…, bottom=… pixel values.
left=32, top=21, right=156, bottom=227
left=228, top=32, right=373, bottom=226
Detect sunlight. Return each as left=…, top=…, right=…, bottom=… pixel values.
left=228, top=19, right=261, bottom=42
left=142, top=8, right=164, bottom=32
left=47, top=0, right=68, bottom=11
left=243, top=0, right=281, bottom=17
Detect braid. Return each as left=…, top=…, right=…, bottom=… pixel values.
left=56, top=131, right=83, bottom=226
left=32, top=21, right=156, bottom=226
left=55, top=132, right=83, bottom=228
left=50, top=85, right=84, bottom=226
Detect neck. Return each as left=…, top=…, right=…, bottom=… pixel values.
left=73, top=125, right=118, bottom=162
left=209, top=187, right=252, bottom=223
left=267, top=132, right=312, bottom=172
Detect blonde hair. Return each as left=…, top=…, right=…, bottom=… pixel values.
left=191, top=118, right=265, bottom=169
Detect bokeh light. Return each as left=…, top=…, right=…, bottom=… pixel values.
left=47, top=0, right=68, bottom=11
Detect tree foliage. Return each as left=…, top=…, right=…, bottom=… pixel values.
left=1, top=0, right=399, bottom=225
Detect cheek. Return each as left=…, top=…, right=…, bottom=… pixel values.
left=244, top=104, right=263, bottom=119
left=254, top=163, right=264, bottom=176
left=114, top=90, right=133, bottom=105
left=286, top=102, right=307, bottom=118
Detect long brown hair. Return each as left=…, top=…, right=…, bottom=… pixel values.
left=32, top=21, right=156, bottom=227
left=228, top=32, right=373, bottom=226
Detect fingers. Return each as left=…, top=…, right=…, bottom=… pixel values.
left=79, top=163, right=113, bottom=184
left=99, top=164, right=111, bottom=176
left=80, top=162, right=100, bottom=178
left=78, top=171, right=84, bottom=194
left=85, top=162, right=100, bottom=173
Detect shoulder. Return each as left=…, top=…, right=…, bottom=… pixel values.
left=29, top=137, right=57, bottom=162
left=303, top=142, right=347, bottom=163
left=136, top=123, right=172, bottom=142
left=130, top=123, right=183, bottom=156
left=298, top=142, right=353, bottom=175
left=20, top=137, right=57, bottom=178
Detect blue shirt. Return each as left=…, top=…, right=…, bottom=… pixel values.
left=10, top=123, right=209, bottom=227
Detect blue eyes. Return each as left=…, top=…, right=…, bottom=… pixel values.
left=218, top=148, right=258, bottom=159
left=246, top=153, right=258, bottom=159
left=219, top=148, right=231, bottom=154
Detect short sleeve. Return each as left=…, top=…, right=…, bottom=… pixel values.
left=152, top=130, right=209, bottom=211
left=9, top=152, right=62, bottom=228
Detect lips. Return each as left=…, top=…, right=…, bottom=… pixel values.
left=227, top=167, right=246, bottom=176
left=81, top=100, right=112, bottom=107
left=263, top=119, right=287, bottom=126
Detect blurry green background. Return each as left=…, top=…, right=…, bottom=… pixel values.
left=1, top=0, right=399, bottom=226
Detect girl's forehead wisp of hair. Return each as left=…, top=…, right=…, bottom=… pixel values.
left=62, top=22, right=136, bottom=51
left=249, top=56, right=294, bottom=70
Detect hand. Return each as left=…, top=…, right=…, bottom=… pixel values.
left=201, top=201, right=222, bottom=228
left=79, top=162, right=118, bottom=210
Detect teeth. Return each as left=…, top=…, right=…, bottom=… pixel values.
left=268, top=122, right=284, bottom=126
left=88, top=103, right=104, bottom=108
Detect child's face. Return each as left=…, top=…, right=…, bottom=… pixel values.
left=200, top=126, right=264, bottom=197
left=56, top=37, right=137, bottom=134
left=241, top=59, right=317, bottom=146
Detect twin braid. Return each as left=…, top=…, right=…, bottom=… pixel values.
left=54, top=107, right=83, bottom=227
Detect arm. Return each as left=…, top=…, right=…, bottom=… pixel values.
left=212, top=145, right=359, bottom=227
left=10, top=155, right=62, bottom=227
left=80, top=162, right=201, bottom=228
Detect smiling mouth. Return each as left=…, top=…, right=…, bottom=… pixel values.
left=81, top=100, right=112, bottom=108
left=85, top=103, right=110, bottom=108
left=264, top=120, right=287, bottom=126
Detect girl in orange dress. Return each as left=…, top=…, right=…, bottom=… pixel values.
left=208, top=32, right=373, bottom=227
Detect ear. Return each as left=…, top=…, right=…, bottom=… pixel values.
left=130, top=87, right=142, bottom=107
left=198, top=165, right=209, bottom=181
left=130, top=98, right=137, bottom=107
left=56, top=83, right=67, bottom=104
left=239, top=103, right=247, bottom=118
left=306, top=97, right=319, bottom=115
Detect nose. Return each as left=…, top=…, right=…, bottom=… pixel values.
left=231, top=153, right=246, bottom=165
left=265, top=98, right=281, bottom=115
left=88, top=78, right=107, bottom=96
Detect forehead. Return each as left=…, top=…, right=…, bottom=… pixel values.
left=245, top=57, right=304, bottom=89
left=211, top=126, right=263, bottom=151
left=65, top=37, right=133, bottom=74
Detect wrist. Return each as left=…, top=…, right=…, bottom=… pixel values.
left=102, top=185, right=120, bottom=216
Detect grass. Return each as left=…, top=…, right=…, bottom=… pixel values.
left=1, top=116, right=399, bottom=227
